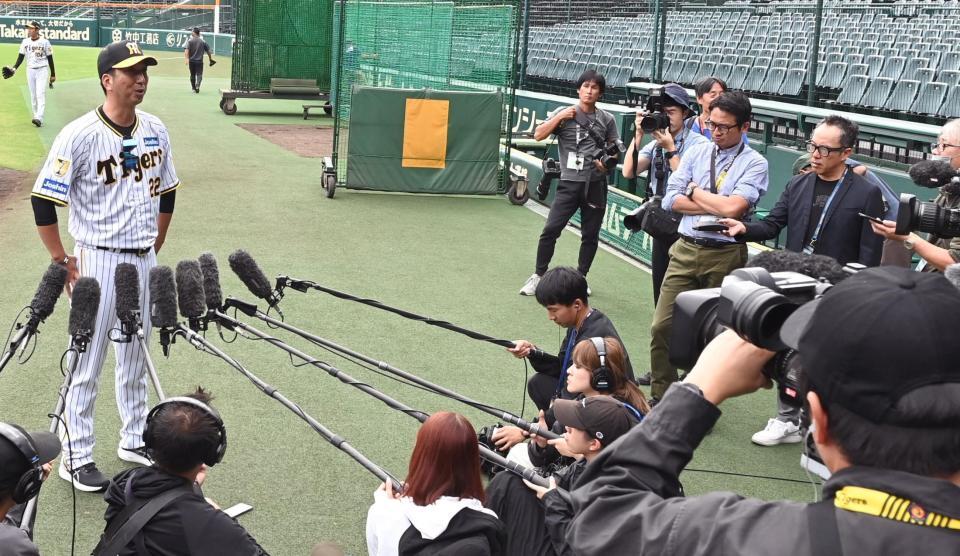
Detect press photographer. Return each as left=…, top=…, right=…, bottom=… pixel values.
left=520, top=70, right=621, bottom=296
left=0, top=423, right=59, bottom=556
left=871, top=119, right=960, bottom=272
left=563, top=266, right=960, bottom=554
left=622, top=84, right=709, bottom=312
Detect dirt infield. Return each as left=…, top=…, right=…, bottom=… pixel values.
left=237, top=124, right=334, bottom=158
left=0, top=168, right=29, bottom=211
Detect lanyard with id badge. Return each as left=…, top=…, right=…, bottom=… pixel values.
left=803, top=168, right=848, bottom=255
left=695, top=143, right=747, bottom=232
left=567, top=111, right=599, bottom=172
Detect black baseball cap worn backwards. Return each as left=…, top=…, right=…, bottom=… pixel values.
left=97, top=41, right=158, bottom=77
left=781, top=266, right=960, bottom=424
left=553, top=396, right=638, bottom=447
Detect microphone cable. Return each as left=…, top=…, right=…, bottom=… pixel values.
left=3, top=306, right=39, bottom=366
left=55, top=347, right=79, bottom=556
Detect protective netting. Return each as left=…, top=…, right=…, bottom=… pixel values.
left=231, top=0, right=333, bottom=92
left=331, top=0, right=521, bottom=187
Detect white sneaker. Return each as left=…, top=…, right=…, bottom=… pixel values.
left=519, top=274, right=541, bottom=296
left=751, top=418, right=802, bottom=446
left=800, top=433, right=831, bottom=481
left=118, top=446, right=153, bottom=466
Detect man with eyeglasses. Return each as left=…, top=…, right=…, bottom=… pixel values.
left=871, top=119, right=960, bottom=272
left=717, top=114, right=883, bottom=446
left=647, top=91, right=768, bottom=403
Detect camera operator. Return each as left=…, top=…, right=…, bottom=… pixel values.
left=0, top=423, right=59, bottom=556
left=871, top=119, right=960, bottom=272
left=96, top=389, right=268, bottom=555
left=519, top=70, right=620, bottom=296
left=647, top=91, right=768, bottom=402
left=563, top=266, right=960, bottom=554
left=622, top=83, right=710, bottom=307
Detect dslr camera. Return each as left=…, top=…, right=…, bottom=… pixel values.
left=639, top=88, right=671, bottom=133
left=623, top=196, right=662, bottom=232
left=895, top=193, right=960, bottom=238
left=537, top=157, right=562, bottom=201
left=670, top=265, right=858, bottom=407
left=591, top=139, right=627, bottom=171
left=477, top=423, right=508, bottom=479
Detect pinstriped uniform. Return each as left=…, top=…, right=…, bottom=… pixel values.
left=19, top=36, right=52, bottom=123
left=31, top=107, right=179, bottom=468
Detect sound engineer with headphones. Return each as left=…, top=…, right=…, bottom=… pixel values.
left=0, top=422, right=59, bottom=555
left=96, top=388, right=268, bottom=556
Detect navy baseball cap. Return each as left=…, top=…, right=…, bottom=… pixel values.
left=781, top=266, right=960, bottom=423
left=97, top=41, right=157, bottom=77
left=662, top=83, right=692, bottom=110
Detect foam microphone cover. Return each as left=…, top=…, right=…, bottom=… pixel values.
left=30, top=263, right=68, bottom=321
left=149, top=266, right=178, bottom=328
left=747, top=250, right=847, bottom=284
left=115, top=263, right=140, bottom=327
left=175, top=260, right=207, bottom=319
left=228, top=249, right=273, bottom=301
left=944, top=263, right=960, bottom=291
left=908, top=160, right=957, bottom=189
left=68, top=277, right=100, bottom=336
left=198, top=252, right=223, bottom=311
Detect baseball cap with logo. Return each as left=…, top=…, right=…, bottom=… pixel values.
left=781, top=266, right=960, bottom=424
left=25, top=21, right=42, bottom=29
left=97, top=41, right=158, bottom=77
left=552, top=396, right=639, bottom=447
left=0, top=424, right=60, bottom=492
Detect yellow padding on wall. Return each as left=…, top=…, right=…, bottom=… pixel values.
left=402, top=99, right=449, bottom=169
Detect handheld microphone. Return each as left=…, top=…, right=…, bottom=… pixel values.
left=175, top=260, right=207, bottom=331
left=149, top=266, right=178, bottom=356
left=68, top=278, right=100, bottom=352
left=228, top=250, right=283, bottom=315
left=908, top=159, right=959, bottom=189
left=28, top=264, right=68, bottom=331
left=114, top=263, right=141, bottom=341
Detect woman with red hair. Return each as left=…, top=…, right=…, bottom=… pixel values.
left=366, top=411, right=505, bottom=555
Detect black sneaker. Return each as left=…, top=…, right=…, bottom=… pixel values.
left=31, top=118, right=41, bottom=127
left=118, top=446, right=153, bottom=466
left=637, top=372, right=652, bottom=386
left=59, top=462, right=110, bottom=492
left=800, top=430, right=831, bottom=481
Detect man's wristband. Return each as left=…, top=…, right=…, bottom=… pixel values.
left=665, top=150, right=679, bottom=160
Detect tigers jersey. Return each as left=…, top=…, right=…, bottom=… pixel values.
left=19, top=37, right=52, bottom=69
left=31, top=107, right=180, bottom=249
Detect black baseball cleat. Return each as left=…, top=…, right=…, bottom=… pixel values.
left=31, top=118, right=41, bottom=127
left=118, top=446, right=153, bottom=466
left=59, top=461, right=110, bottom=492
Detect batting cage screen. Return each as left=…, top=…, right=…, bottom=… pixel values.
left=231, top=0, right=334, bottom=92
left=330, top=0, right=521, bottom=193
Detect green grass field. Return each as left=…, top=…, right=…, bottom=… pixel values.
left=0, top=44, right=818, bottom=555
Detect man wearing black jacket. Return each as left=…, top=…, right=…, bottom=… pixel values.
left=508, top=267, right=634, bottom=413
left=98, top=389, right=267, bottom=555
left=562, top=267, right=960, bottom=555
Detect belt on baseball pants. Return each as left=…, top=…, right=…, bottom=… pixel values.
left=93, top=245, right=152, bottom=256
left=680, top=235, right=737, bottom=249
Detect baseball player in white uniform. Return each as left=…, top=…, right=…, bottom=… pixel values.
left=30, top=41, right=179, bottom=492
left=6, top=21, right=56, bottom=127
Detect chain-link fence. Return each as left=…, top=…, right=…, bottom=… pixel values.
left=331, top=0, right=521, bottom=189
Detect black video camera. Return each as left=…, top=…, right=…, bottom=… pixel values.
left=670, top=265, right=859, bottom=407
left=537, top=157, right=562, bottom=200
left=477, top=424, right=508, bottom=479
left=895, top=193, right=960, bottom=238
left=640, top=88, right=670, bottom=133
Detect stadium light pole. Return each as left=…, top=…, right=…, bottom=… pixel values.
left=806, top=0, right=825, bottom=106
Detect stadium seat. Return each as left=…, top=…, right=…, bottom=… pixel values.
left=877, top=56, right=906, bottom=81
left=835, top=74, right=870, bottom=105
left=938, top=70, right=960, bottom=87
left=820, top=62, right=848, bottom=89
left=903, top=57, right=929, bottom=79
left=771, top=57, right=789, bottom=69
left=911, top=81, right=949, bottom=115
left=695, top=61, right=718, bottom=84
left=940, top=85, right=960, bottom=118
left=779, top=68, right=806, bottom=96
left=942, top=52, right=960, bottom=73
left=860, top=77, right=895, bottom=109
left=843, top=53, right=864, bottom=67
left=864, top=55, right=885, bottom=78
left=789, top=58, right=807, bottom=71
left=760, top=67, right=786, bottom=94
left=742, top=66, right=768, bottom=92
left=680, top=60, right=701, bottom=84
left=885, top=79, right=920, bottom=111
left=727, top=64, right=751, bottom=90
left=715, top=62, right=734, bottom=83
left=914, top=68, right=937, bottom=85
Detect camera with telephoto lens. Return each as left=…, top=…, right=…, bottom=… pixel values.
left=640, top=88, right=671, bottom=133
left=623, top=197, right=661, bottom=232
left=669, top=265, right=859, bottom=407
left=477, top=423, right=508, bottom=479
left=895, top=193, right=960, bottom=238
left=591, top=139, right=627, bottom=171
left=536, top=158, right=562, bottom=201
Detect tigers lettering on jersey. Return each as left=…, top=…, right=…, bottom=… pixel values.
left=19, top=38, right=52, bottom=69
left=97, top=148, right=165, bottom=186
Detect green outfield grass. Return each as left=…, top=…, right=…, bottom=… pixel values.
left=0, top=43, right=818, bottom=556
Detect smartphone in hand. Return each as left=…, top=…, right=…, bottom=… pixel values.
left=858, top=212, right=885, bottom=225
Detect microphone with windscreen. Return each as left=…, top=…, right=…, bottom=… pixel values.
left=908, top=159, right=959, bottom=189
left=228, top=250, right=283, bottom=316
left=149, top=266, right=178, bottom=356
left=68, top=277, right=100, bottom=352
left=199, top=252, right=224, bottom=313
left=1, top=264, right=69, bottom=374
left=114, top=263, right=141, bottom=341
left=176, top=260, right=207, bottom=332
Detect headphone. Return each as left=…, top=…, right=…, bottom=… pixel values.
left=143, top=397, right=227, bottom=467
left=589, top=337, right=613, bottom=391
left=0, top=422, right=46, bottom=504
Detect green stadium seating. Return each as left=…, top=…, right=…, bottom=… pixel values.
left=912, top=81, right=948, bottom=115
left=885, top=79, right=920, bottom=112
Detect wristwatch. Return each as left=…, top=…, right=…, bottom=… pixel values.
left=685, top=182, right=698, bottom=199
left=54, top=255, right=70, bottom=266
left=903, top=234, right=918, bottom=251
left=665, top=150, right=679, bottom=160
